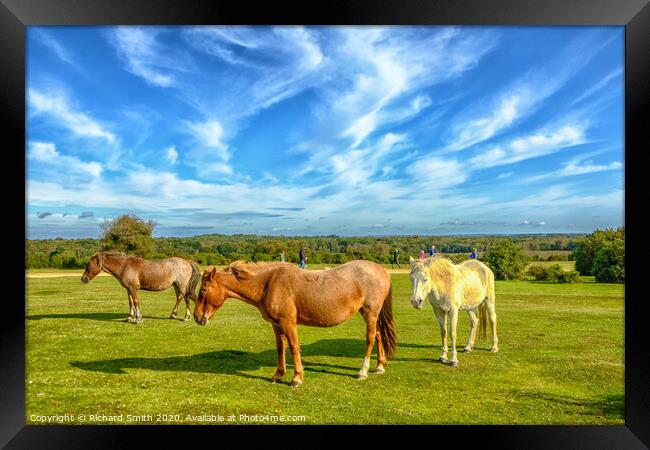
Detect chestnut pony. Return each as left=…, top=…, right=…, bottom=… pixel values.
left=81, top=251, right=201, bottom=323
left=195, top=260, right=397, bottom=387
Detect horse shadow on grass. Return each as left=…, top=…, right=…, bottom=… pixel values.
left=71, top=338, right=383, bottom=384
left=26, top=313, right=171, bottom=322
left=392, top=341, right=495, bottom=364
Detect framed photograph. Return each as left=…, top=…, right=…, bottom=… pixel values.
left=6, top=0, right=648, bottom=447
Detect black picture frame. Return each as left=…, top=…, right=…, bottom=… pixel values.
left=4, top=0, right=648, bottom=447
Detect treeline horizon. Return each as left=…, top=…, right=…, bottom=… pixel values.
left=25, top=232, right=585, bottom=269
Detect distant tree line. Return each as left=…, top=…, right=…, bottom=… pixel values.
left=26, top=215, right=623, bottom=283
left=26, top=227, right=583, bottom=270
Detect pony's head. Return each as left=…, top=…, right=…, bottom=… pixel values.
left=194, top=267, right=227, bottom=325
left=81, top=252, right=103, bottom=284
left=409, top=256, right=430, bottom=309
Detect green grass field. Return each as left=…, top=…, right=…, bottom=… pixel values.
left=25, top=268, right=623, bottom=425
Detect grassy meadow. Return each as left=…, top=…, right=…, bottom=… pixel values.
left=25, top=266, right=623, bottom=425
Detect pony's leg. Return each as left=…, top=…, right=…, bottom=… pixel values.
left=169, top=285, right=182, bottom=319
left=433, top=307, right=448, bottom=363
left=375, top=330, right=386, bottom=374
left=448, top=307, right=460, bottom=366
left=280, top=320, right=304, bottom=387
left=487, top=302, right=499, bottom=352
left=271, top=324, right=287, bottom=383
left=183, top=295, right=191, bottom=321
left=464, top=309, right=479, bottom=352
left=132, top=291, right=144, bottom=324
left=124, top=292, right=136, bottom=323
left=357, top=313, right=378, bottom=380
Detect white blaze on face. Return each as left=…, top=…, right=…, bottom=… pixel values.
left=410, top=269, right=429, bottom=309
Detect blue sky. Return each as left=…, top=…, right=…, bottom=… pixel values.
left=26, top=26, right=624, bottom=239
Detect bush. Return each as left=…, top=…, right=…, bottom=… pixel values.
left=101, top=214, right=156, bottom=257
left=593, top=240, right=625, bottom=283
left=483, top=240, right=526, bottom=280
left=26, top=252, right=50, bottom=269
left=574, top=227, right=624, bottom=276
left=526, top=264, right=581, bottom=283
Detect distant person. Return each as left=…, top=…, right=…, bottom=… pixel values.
left=470, top=248, right=478, bottom=259
left=428, top=245, right=436, bottom=257
left=280, top=250, right=286, bottom=262
left=391, top=249, right=400, bottom=269
left=418, top=249, right=426, bottom=260
left=299, top=247, right=307, bottom=269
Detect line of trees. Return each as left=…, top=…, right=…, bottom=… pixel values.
left=25, top=215, right=624, bottom=283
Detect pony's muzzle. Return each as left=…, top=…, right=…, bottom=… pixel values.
left=411, top=298, right=423, bottom=309
left=197, top=315, right=208, bottom=326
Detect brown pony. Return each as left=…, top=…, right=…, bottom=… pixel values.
left=194, top=260, right=397, bottom=387
left=81, top=251, right=201, bottom=323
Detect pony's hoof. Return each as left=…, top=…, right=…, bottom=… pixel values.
left=375, top=366, right=385, bottom=374
left=463, top=347, right=472, bottom=353
left=439, top=357, right=448, bottom=364
left=357, top=373, right=368, bottom=380
left=124, top=317, right=136, bottom=323
left=450, top=361, right=459, bottom=367
left=135, top=318, right=144, bottom=324
left=290, top=380, right=302, bottom=387
left=169, top=314, right=177, bottom=319
left=182, top=317, right=191, bottom=322
left=491, top=347, right=499, bottom=353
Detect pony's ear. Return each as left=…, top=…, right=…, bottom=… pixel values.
left=209, top=267, right=217, bottom=279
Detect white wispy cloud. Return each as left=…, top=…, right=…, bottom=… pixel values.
left=470, top=122, right=588, bottom=169
left=28, top=89, right=116, bottom=143
left=109, top=27, right=192, bottom=88
left=182, top=26, right=326, bottom=116
left=165, top=146, right=178, bottom=164
left=186, top=120, right=228, bottom=156
left=28, top=168, right=323, bottom=216
left=335, top=27, right=498, bottom=149
left=29, top=142, right=103, bottom=178
left=445, top=94, right=521, bottom=152
left=526, top=156, right=622, bottom=182
left=443, top=30, right=616, bottom=152
left=32, top=29, right=75, bottom=65
left=328, top=133, right=408, bottom=187
left=478, top=184, right=622, bottom=215
left=182, top=119, right=232, bottom=178
left=297, top=27, right=498, bottom=180
left=570, top=67, right=623, bottom=106
left=406, top=155, right=468, bottom=190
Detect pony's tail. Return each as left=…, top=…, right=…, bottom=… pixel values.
left=187, top=261, right=201, bottom=302
left=378, top=286, right=398, bottom=360
left=478, top=301, right=488, bottom=340
left=478, top=269, right=495, bottom=340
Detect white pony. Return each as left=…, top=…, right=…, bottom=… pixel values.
left=409, top=256, right=498, bottom=366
